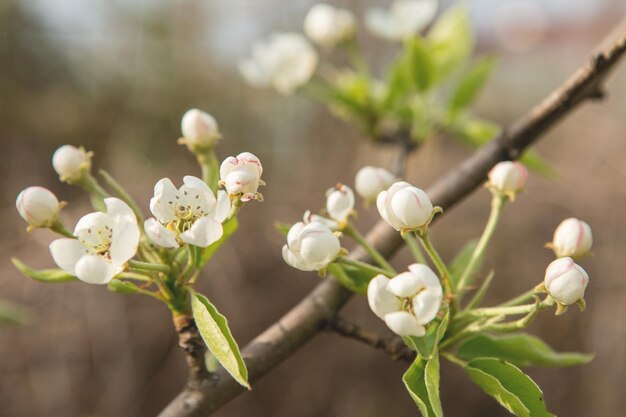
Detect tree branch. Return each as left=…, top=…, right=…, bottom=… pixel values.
left=158, top=20, right=626, bottom=417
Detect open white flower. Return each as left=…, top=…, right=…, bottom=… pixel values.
left=377, top=181, right=434, bottom=232
left=220, top=152, right=264, bottom=202
left=145, top=176, right=231, bottom=248
left=544, top=257, right=589, bottom=306
left=367, top=264, right=442, bottom=337
left=16, top=186, right=62, bottom=228
left=365, top=0, right=438, bottom=41
left=52, top=145, right=91, bottom=182
left=304, top=3, right=356, bottom=48
left=282, top=221, right=341, bottom=272
left=550, top=218, right=593, bottom=259
left=239, top=32, right=318, bottom=94
left=355, top=166, right=397, bottom=203
left=180, top=108, right=220, bottom=148
left=49, top=198, right=139, bottom=285
left=326, top=183, right=355, bottom=224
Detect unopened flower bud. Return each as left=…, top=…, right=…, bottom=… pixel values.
left=304, top=4, right=356, bottom=48
left=220, top=152, right=264, bottom=202
left=550, top=218, right=593, bottom=259
left=355, top=166, right=396, bottom=203
left=180, top=108, right=220, bottom=148
left=16, top=186, right=61, bottom=228
left=282, top=221, right=341, bottom=272
left=52, top=145, right=91, bottom=182
left=544, top=257, right=588, bottom=306
left=487, top=161, right=528, bottom=198
left=326, top=183, right=355, bottom=224
left=376, top=182, right=435, bottom=232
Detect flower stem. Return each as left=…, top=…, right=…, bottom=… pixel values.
left=456, top=298, right=553, bottom=319
left=197, top=150, right=220, bottom=192
left=334, top=257, right=393, bottom=277
left=128, top=260, right=170, bottom=273
left=403, top=233, right=427, bottom=264
left=99, top=169, right=145, bottom=222
left=456, top=194, right=506, bottom=300
left=416, top=231, right=454, bottom=303
left=498, top=288, right=537, bottom=307
left=344, top=224, right=396, bottom=275
left=50, top=219, right=75, bottom=238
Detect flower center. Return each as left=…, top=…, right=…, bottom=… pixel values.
left=79, top=225, right=113, bottom=259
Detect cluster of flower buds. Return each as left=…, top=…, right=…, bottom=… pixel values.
left=368, top=264, right=443, bottom=336
left=486, top=161, right=528, bottom=200
left=304, top=3, right=356, bottom=48
left=377, top=182, right=438, bottom=234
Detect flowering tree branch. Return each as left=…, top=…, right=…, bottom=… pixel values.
left=158, top=20, right=626, bottom=417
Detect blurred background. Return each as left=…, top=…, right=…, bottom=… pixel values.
left=1, top=0, right=626, bottom=416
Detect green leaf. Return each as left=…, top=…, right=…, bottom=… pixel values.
left=403, top=356, right=436, bottom=417
left=449, top=57, right=496, bottom=113
left=12, top=258, right=78, bottom=283
left=453, top=117, right=501, bottom=147
left=465, top=270, right=495, bottom=309
left=465, top=358, right=553, bottom=417
left=458, top=333, right=593, bottom=368
left=404, top=307, right=450, bottom=359
left=407, top=37, right=435, bottom=91
left=0, top=300, right=30, bottom=325
left=520, top=151, right=556, bottom=178
left=199, top=217, right=239, bottom=266
left=327, top=263, right=376, bottom=294
left=428, top=6, right=474, bottom=81
left=190, top=290, right=250, bottom=389
left=425, top=352, right=443, bottom=417
left=383, top=54, right=412, bottom=110
left=274, top=222, right=292, bottom=236
left=107, top=279, right=139, bottom=294
left=448, top=239, right=482, bottom=287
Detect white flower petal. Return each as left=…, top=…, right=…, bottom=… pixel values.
left=213, top=190, right=231, bottom=223
left=367, top=275, right=402, bottom=319
left=413, top=291, right=442, bottom=325
left=74, top=255, right=117, bottom=285
left=144, top=218, right=179, bottom=248
left=387, top=272, right=422, bottom=298
left=282, top=245, right=314, bottom=271
left=49, top=238, right=86, bottom=275
left=384, top=311, right=426, bottom=337
left=183, top=176, right=214, bottom=198
left=109, top=217, right=140, bottom=264
left=105, top=197, right=136, bottom=221
left=180, top=216, right=224, bottom=247
left=150, top=178, right=178, bottom=223
left=390, top=187, right=433, bottom=229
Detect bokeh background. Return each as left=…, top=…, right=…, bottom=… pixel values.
left=2, top=0, right=626, bottom=416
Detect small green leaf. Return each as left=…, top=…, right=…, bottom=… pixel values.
left=107, top=279, right=139, bottom=294
left=520, top=151, right=556, bottom=178
left=403, top=356, right=436, bottom=417
left=274, top=222, right=292, bottom=236
left=199, top=217, right=239, bottom=266
left=407, top=37, right=435, bottom=91
left=448, top=239, right=481, bottom=287
left=449, top=57, right=496, bottom=113
left=383, top=54, right=412, bottom=110
left=190, top=290, right=249, bottom=389
left=0, top=300, right=30, bottom=325
left=12, top=258, right=78, bottom=283
left=425, top=352, right=443, bottom=417
left=327, top=263, right=375, bottom=294
left=465, top=358, right=553, bottom=417
left=428, top=6, right=474, bottom=80
left=458, top=333, right=593, bottom=368
left=404, top=307, right=450, bottom=359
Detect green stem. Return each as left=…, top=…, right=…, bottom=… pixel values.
left=197, top=151, right=220, bottom=192
left=334, top=257, right=393, bottom=277
left=128, top=260, right=170, bottom=273
left=117, top=272, right=153, bottom=282
left=403, top=233, right=427, bottom=264
left=344, top=224, right=396, bottom=275
left=456, top=195, right=506, bottom=299
left=99, top=169, right=145, bottom=223
left=499, top=288, right=537, bottom=307
left=457, top=299, right=552, bottom=319
left=50, top=219, right=74, bottom=238
left=416, top=231, right=454, bottom=302
left=343, top=37, right=370, bottom=77
left=440, top=352, right=468, bottom=367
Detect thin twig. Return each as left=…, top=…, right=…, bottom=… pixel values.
left=158, top=20, right=626, bottom=417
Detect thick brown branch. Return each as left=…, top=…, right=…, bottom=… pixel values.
left=327, top=317, right=414, bottom=363
left=158, top=20, right=626, bottom=417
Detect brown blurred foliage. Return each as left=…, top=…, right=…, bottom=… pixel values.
left=1, top=1, right=625, bottom=416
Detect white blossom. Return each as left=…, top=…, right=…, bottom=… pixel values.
left=239, top=32, right=318, bottom=94
left=544, top=257, right=589, bottom=306
left=487, top=161, right=528, bottom=196
left=220, top=152, right=264, bottom=201
left=16, top=186, right=62, bottom=228
left=377, top=181, right=434, bottom=231
left=49, top=198, right=139, bottom=285
left=365, top=0, right=438, bottom=41
left=550, top=218, right=593, bottom=259
left=180, top=108, right=220, bottom=147
left=145, top=176, right=231, bottom=248
left=326, top=183, right=355, bottom=224
left=304, top=3, right=356, bottom=48
left=367, top=264, right=443, bottom=337
left=282, top=221, right=341, bottom=272
left=355, top=166, right=396, bottom=203
left=52, top=145, right=90, bottom=181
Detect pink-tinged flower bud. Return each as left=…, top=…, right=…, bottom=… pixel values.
left=376, top=182, right=434, bottom=232
left=355, top=166, right=396, bottom=203
left=219, top=152, right=264, bottom=201
left=487, top=161, right=528, bottom=197
left=180, top=108, right=220, bottom=147
left=16, top=186, right=61, bottom=228
left=326, top=183, right=355, bottom=224
left=544, top=257, right=589, bottom=306
left=52, top=145, right=91, bottom=182
left=551, top=218, right=593, bottom=259
left=304, top=4, right=356, bottom=48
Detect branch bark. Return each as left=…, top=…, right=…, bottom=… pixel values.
left=158, top=20, right=626, bottom=417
